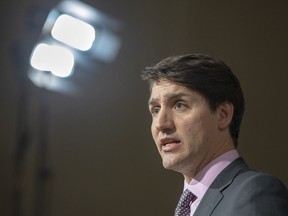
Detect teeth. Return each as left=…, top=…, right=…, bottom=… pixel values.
left=161, top=139, right=180, bottom=147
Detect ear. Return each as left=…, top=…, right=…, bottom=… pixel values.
left=217, top=101, right=234, bottom=130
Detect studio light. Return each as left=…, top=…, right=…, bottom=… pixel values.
left=51, top=14, right=95, bottom=51
left=28, top=0, right=121, bottom=90
left=30, top=43, right=75, bottom=77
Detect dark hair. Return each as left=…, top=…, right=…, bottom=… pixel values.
left=141, top=53, right=245, bottom=147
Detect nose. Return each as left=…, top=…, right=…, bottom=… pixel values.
left=155, top=108, right=175, bottom=133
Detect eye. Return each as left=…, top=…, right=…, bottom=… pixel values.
left=150, top=106, right=160, bottom=115
left=175, top=102, right=186, bottom=110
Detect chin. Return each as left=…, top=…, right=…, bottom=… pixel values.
left=162, top=158, right=181, bottom=171
left=162, top=154, right=191, bottom=174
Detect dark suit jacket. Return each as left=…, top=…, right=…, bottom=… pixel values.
left=193, top=158, right=288, bottom=216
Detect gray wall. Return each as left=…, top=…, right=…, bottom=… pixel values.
left=1, top=0, right=287, bottom=215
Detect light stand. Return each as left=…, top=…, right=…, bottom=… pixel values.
left=12, top=1, right=121, bottom=215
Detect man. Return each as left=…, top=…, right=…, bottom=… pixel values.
left=141, top=53, right=288, bottom=216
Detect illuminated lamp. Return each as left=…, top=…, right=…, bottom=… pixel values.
left=30, top=43, right=75, bottom=77
left=28, top=0, right=121, bottom=90
left=51, top=14, right=95, bottom=51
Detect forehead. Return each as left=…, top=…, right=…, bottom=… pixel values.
left=150, top=81, right=186, bottom=96
left=148, top=80, right=203, bottom=105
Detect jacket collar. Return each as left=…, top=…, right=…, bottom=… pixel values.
left=193, top=157, right=248, bottom=216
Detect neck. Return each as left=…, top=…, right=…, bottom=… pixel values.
left=183, top=137, right=236, bottom=183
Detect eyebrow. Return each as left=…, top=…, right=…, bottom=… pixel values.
left=148, top=93, right=190, bottom=106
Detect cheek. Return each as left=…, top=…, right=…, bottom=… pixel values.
left=151, top=121, right=157, bottom=141
left=184, top=115, right=217, bottom=146
left=181, top=117, right=204, bottom=142
left=151, top=123, right=161, bottom=152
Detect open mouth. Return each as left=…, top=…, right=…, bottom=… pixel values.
left=162, top=140, right=180, bottom=146
left=160, top=138, right=181, bottom=151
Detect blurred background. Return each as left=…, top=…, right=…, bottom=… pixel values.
left=1, top=0, right=288, bottom=215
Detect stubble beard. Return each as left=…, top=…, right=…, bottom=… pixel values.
left=161, top=151, right=190, bottom=174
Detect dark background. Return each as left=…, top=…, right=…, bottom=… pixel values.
left=1, top=0, right=288, bottom=215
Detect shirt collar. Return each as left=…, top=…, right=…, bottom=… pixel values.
left=184, top=149, right=239, bottom=200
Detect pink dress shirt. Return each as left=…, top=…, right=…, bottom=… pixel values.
left=183, top=149, right=240, bottom=215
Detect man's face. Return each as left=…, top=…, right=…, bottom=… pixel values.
left=148, top=80, right=222, bottom=178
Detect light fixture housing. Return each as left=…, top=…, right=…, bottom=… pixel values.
left=28, top=0, right=121, bottom=91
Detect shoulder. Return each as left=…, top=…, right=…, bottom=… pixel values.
left=195, top=158, right=288, bottom=216
left=217, top=157, right=287, bottom=192
left=231, top=169, right=288, bottom=196
left=221, top=166, right=288, bottom=215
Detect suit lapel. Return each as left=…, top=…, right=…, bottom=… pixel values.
left=193, top=188, right=223, bottom=216
left=193, top=158, right=248, bottom=216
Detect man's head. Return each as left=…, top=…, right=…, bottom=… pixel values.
left=141, top=53, right=245, bottom=181
left=142, top=53, right=244, bottom=147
